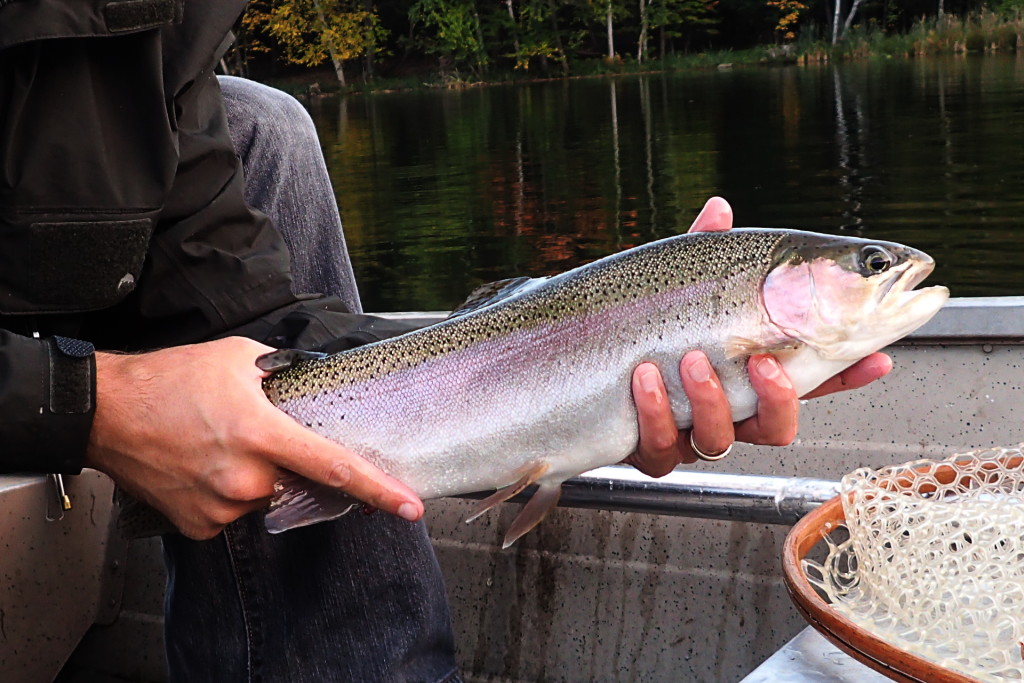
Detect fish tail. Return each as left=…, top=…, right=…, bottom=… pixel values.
left=264, top=471, right=359, bottom=534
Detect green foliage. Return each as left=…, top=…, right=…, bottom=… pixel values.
left=577, top=0, right=633, bottom=26
left=408, top=0, right=488, bottom=73
left=647, top=0, right=719, bottom=44
left=990, top=0, right=1024, bottom=17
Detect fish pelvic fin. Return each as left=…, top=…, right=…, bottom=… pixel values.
left=264, top=470, right=360, bottom=534
left=502, top=483, right=563, bottom=549
left=464, top=462, right=550, bottom=524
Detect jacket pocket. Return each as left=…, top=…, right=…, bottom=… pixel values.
left=0, top=215, right=155, bottom=313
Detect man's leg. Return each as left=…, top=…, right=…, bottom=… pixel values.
left=161, top=76, right=460, bottom=683
left=220, top=74, right=362, bottom=313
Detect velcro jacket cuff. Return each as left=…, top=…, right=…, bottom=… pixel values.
left=0, top=333, right=96, bottom=474
left=43, top=336, right=96, bottom=473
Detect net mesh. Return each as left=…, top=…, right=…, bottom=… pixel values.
left=802, top=446, right=1024, bottom=681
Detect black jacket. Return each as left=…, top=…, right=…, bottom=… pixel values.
left=0, top=0, right=410, bottom=473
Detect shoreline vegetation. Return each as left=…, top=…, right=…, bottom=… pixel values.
left=243, top=11, right=1024, bottom=98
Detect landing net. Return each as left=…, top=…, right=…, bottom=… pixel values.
left=803, top=446, right=1024, bottom=681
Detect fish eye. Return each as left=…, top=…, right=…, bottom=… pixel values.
left=861, top=246, right=894, bottom=274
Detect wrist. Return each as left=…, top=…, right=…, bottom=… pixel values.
left=84, top=351, right=132, bottom=472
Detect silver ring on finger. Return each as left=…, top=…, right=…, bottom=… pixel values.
left=689, top=432, right=733, bottom=462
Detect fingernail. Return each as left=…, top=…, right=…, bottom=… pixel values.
left=685, top=354, right=711, bottom=383
left=637, top=367, right=664, bottom=407
left=398, top=502, right=419, bottom=521
left=638, top=367, right=660, bottom=394
left=756, top=356, right=791, bottom=387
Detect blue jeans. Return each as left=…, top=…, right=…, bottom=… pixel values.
left=161, top=77, right=460, bottom=683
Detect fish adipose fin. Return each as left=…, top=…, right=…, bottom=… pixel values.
left=449, top=276, right=547, bottom=319
left=464, top=462, right=550, bottom=523
left=503, top=483, right=563, bottom=549
left=264, top=471, right=359, bottom=534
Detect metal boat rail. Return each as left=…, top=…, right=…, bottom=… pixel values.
left=460, top=467, right=840, bottom=526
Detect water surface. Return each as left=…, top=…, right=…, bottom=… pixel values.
left=308, top=56, right=1024, bottom=311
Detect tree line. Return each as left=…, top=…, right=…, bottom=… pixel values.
left=238, top=0, right=1023, bottom=86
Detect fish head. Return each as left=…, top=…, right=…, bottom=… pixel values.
left=761, top=232, right=949, bottom=362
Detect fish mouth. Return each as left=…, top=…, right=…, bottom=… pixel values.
left=902, top=254, right=936, bottom=292
left=876, top=255, right=948, bottom=334
left=876, top=253, right=934, bottom=301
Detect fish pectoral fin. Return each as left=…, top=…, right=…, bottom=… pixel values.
left=464, top=462, right=551, bottom=524
left=255, top=348, right=328, bottom=373
left=264, top=470, right=360, bottom=534
left=502, top=483, right=563, bottom=549
left=723, top=336, right=801, bottom=359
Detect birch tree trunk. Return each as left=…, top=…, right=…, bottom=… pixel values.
left=840, top=0, right=866, bottom=39
left=606, top=0, right=615, bottom=59
left=313, top=0, right=347, bottom=87
left=637, top=0, right=648, bottom=63
left=506, top=0, right=521, bottom=54
left=831, top=0, right=842, bottom=44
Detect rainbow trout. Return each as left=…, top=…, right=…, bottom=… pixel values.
left=263, top=229, right=948, bottom=547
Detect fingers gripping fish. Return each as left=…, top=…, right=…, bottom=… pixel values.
left=263, top=228, right=949, bottom=548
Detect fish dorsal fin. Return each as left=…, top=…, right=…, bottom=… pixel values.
left=448, top=276, right=547, bottom=319
left=464, top=462, right=550, bottom=523
left=503, top=483, right=562, bottom=549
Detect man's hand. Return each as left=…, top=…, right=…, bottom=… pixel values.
left=85, top=336, right=423, bottom=540
left=624, top=197, right=892, bottom=476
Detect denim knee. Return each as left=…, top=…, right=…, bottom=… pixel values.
left=218, top=75, right=319, bottom=158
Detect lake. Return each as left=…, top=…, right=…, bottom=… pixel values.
left=307, top=55, right=1024, bottom=312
